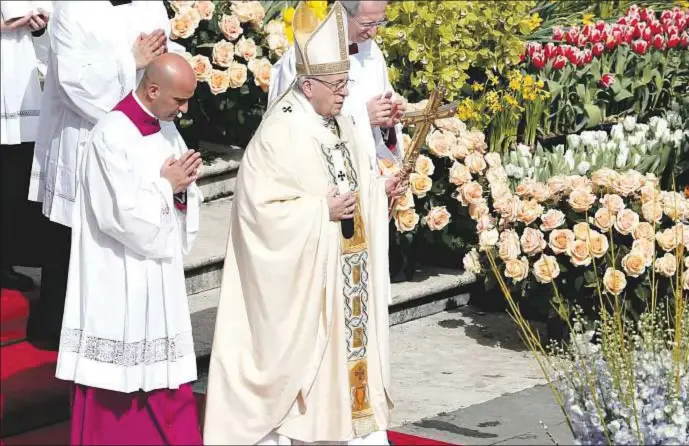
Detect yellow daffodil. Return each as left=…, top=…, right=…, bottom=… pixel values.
left=582, top=12, right=595, bottom=25
left=472, top=82, right=485, bottom=93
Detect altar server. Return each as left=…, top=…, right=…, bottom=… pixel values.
left=56, top=53, right=203, bottom=445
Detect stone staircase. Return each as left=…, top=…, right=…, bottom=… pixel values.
left=184, top=144, right=477, bottom=358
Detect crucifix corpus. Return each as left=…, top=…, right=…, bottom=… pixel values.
left=388, top=84, right=459, bottom=219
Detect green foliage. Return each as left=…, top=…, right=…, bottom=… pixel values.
left=378, top=0, right=538, bottom=102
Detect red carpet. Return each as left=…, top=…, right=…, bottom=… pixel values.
left=1, top=289, right=29, bottom=344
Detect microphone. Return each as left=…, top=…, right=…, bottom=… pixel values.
left=341, top=216, right=354, bottom=239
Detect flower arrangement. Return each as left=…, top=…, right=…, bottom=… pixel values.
left=503, top=113, right=688, bottom=187
left=522, top=5, right=689, bottom=136
left=165, top=0, right=292, bottom=147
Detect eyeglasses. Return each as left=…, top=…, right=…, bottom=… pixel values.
left=307, top=77, right=353, bottom=93
left=349, top=14, right=388, bottom=29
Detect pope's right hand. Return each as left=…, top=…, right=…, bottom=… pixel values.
left=327, top=188, right=356, bottom=222
left=367, top=93, right=394, bottom=128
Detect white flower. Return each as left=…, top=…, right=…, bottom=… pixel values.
left=462, top=248, right=482, bottom=274
left=577, top=161, right=591, bottom=175
left=623, top=115, right=637, bottom=131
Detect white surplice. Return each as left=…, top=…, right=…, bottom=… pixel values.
left=55, top=99, right=202, bottom=393
left=0, top=1, right=43, bottom=145
left=268, top=40, right=404, bottom=175
left=203, top=88, right=392, bottom=445
left=28, top=0, right=180, bottom=228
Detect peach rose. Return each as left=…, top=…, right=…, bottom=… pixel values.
left=549, top=229, right=575, bottom=255
left=656, top=227, right=679, bottom=252
left=409, top=173, right=432, bottom=198
left=613, top=208, right=639, bottom=236
left=531, top=182, right=551, bottom=203
left=448, top=162, right=472, bottom=186
left=515, top=179, right=534, bottom=198
left=196, top=1, right=215, bottom=20
left=641, top=200, right=663, bottom=223
left=170, top=11, right=197, bottom=39
left=521, top=227, right=547, bottom=257
left=591, top=168, right=619, bottom=191
left=395, top=189, right=414, bottom=211
left=588, top=231, right=609, bottom=259
left=248, top=1, right=266, bottom=27
left=426, top=206, right=451, bottom=231
left=463, top=248, right=482, bottom=275
left=567, top=175, right=593, bottom=194
left=464, top=152, right=487, bottom=175
left=169, top=1, right=196, bottom=13
left=219, top=14, right=243, bottom=41
left=466, top=130, right=488, bottom=154
left=632, top=239, right=655, bottom=266
left=654, top=252, right=677, bottom=278
left=190, top=54, right=212, bottom=81
left=498, top=229, right=521, bottom=261
left=573, top=222, right=593, bottom=240
left=568, top=188, right=596, bottom=213
left=490, top=182, right=511, bottom=201
left=622, top=250, right=647, bottom=278
left=675, top=223, right=689, bottom=248
left=484, top=152, right=502, bottom=168
left=212, top=40, right=235, bottom=68
left=248, top=57, right=271, bottom=92
left=208, top=69, right=230, bottom=95
left=476, top=214, right=496, bottom=233
left=378, top=158, right=399, bottom=177
left=415, top=154, right=435, bottom=176
left=267, top=33, right=289, bottom=57
left=230, top=0, right=255, bottom=23
left=603, top=268, right=627, bottom=296
left=226, top=60, right=248, bottom=88
left=505, top=257, right=529, bottom=283
left=395, top=208, right=419, bottom=232
left=494, top=195, right=520, bottom=224
left=468, top=200, right=489, bottom=221
left=533, top=255, right=560, bottom=284
left=434, top=117, right=466, bottom=135
left=547, top=175, right=567, bottom=196
left=633, top=222, right=655, bottom=242
left=662, top=192, right=686, bottom=221
left=592, top=207, right=615, bottom=232
left=185, top=7, right=202, bottom=26
left=612, top=170, right=642, bottom=197
left=479, top=228, right=500, bottom=251
left=567, top=239, right=592, bottom=267
left=540, top=209, right=566, bottom=232
left=426, top=129, right=455, bottom=158
left=457, top=181, right=483, bottom=206
left=516, top=199, right=543, bottom=226
left=264, top=19, right=284, bottom=35
left=234, top=36, right=257, bottom=61
left=640, top=183, right=661, bottom=204
left=600, top=194, right=625, bottom=214
left=450, top=140, right=470, bottom=160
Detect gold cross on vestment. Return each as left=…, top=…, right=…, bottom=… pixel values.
left=388, top=85, right=459, bottom=219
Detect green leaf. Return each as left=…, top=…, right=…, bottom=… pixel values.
left=584, top=103, right=603, bottom=128
left=614, top=89, right=634, bottom=102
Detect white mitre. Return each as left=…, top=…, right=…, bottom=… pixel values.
left=293, top=0, right=350, bottom=77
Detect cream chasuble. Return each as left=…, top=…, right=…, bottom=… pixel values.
left=203, top=88, right=393, bottom=445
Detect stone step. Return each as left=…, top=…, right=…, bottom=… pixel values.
left=196, top=142, right=242, bottom=202
left=188, top=267, right=476, bottom=358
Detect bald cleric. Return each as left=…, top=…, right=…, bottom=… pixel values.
left=55, top=53, right=204, bottom=446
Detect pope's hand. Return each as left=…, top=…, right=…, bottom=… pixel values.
left=160, top=150, right=202, bottom=194
left=367, top=93, right=394, bottom=128
left=28, top=10, right=49, bottom=32
left=327, top=188, right=356, bottom=222
left=0, top=14, right=33, bottom=32
left=385, top=172, right=409, bottom=199
left=133, top=29, right=167, bottom=70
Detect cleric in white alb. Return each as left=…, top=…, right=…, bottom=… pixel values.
left=56, top=53, right=203, bottom=445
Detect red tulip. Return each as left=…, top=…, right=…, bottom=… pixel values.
left=631, top=39, right=649, bottom=54
left=589, top=29, right=603, bottom=44
left=599, top=73, right=615, bottom=88
left=592, top=42, right=605, bottom=57
left=667, top=33, right=681, bottom=48
left=566, top=47, right=580, bottom=64
left=633, top=22, right=647, bottom=39
left=677, top=16, right=687, bottom=32
left=680, top=31, right=689, bottom=48
left=544, top=42, right=557, bottom=60
left=577, top=34, right=588, bottom=47
left=526, top=42, right=542, bottom=59
left=618, top=16, right=628, bottom=26
left=520, top=53, right=526, bottom=63
left=552, top=26, right=564, bottom=41
left=532, top=52, right=546, bottom=70
left=666, top=25, right=679, bottom=37
left=552, top=55, right=568, bottom=70
left=662, top=18, right=674, bottom=33
left=676, top=9, right=687, bottom=22
left=627, top=5, right=640, bottom=16
left=649, top=20, right=663, bottom=35
left=622, top=28, right=635, bottom=44
left=605, top=35, right=618, bottom=51
left=652, top=34, right=665, bottom=50
left=661, top=10, right=673, bottom=22
left=582, top=48, right=593, bottom=64
left=642, top=26, right=653, bottom=42
left=596, top=20, right=607, bottom=32
left=565, top=27, right=580, bottom=44
left=628, top=15, right=639, bottom=27
left=582, top=24, right=593, bottom=38
left=640, top=8, right=654, bottom=23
